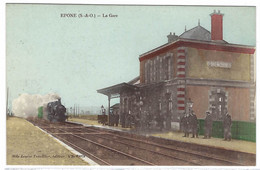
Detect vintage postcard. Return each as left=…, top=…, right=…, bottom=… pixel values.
left=4, top=2, right=258, bottom=169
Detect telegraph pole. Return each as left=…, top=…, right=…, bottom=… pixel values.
left=78, top=104, right=80, bottom=116
left=74, top=104, right=75, bottom=117
left=6, top=87, right=9, bottom=116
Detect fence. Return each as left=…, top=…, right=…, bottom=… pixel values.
left=198, top=119, right=256, bottom=142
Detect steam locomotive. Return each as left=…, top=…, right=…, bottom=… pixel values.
left=46, top=98, right=67, bottom=122
left=38, top=99, right=68, bottom=122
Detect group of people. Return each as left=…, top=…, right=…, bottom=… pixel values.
left=181, top=108, right=232, bottom=141
left=181, top=111, right=199, bottom=138
left=109, top=112, right=120, bottom=126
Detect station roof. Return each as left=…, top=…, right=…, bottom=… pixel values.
left=97, top=82, right=138, bottom=98
left=110, top=103, right=120, bottom=109
left=127, top=76, right=140, bottom=85
left=139, top=38, right=255, bottom=62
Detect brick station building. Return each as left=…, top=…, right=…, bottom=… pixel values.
left=97, top=10, right=256, bottom=130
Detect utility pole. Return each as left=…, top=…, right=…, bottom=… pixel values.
left=78, top=105, right=80, bottom=115
left=77, top=104, right=78, bottom=117
left=74, top=104, right=75, bottom=117
left=6, top=87, right=9, bottom=116
left=76, top=104, right=78, bottom=117
left=77, top=104, right=79, bottom=117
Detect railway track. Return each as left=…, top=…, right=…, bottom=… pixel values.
left=28, top=119, right=256, bottom=166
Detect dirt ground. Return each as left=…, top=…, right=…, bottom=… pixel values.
left=68, top=118, right=132, bottom=131
left=6, top=117, right=88, bottom=165
left=68, top=117, right=100, bottom=126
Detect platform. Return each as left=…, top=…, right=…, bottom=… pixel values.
left=68, top=119, right=256, bottom=154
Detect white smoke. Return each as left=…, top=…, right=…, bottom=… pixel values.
left=12, top=93, right=61, bottom=118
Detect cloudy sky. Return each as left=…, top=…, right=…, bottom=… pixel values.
left=6, top=4, right=255, bottom=110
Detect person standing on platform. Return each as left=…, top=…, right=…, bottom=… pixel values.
left=204, top=111, right=213, bottom=139
left=157, top=112, right=164, bottom=131
left=183, top=98, right=194, bottom=137
left=126, top=110, right=133, bottom=128
left=180, top=115, right=185, bottom=133
left=190, top=111, right=198, bottom=138
left=110, top=112, right=114, bottom=126
left=115, top=111, right=119, bottom=127
left=187, top=112, right=193, bottom=137
left=182, top=115, right=190, bottom=137
left=223, top=108, right=232, bottom=141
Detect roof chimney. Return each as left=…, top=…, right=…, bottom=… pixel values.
left=210, top=10, right=224, bottom=41
left=167, top=32, right=179, bottom=43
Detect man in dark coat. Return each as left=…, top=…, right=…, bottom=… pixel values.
left=180, top=115, right=185, bottom=133
left=223, top=109, right=232, bottom=141
left=190, top=111, right=198, bottom=138
left=110, top=112, right=114, bottom=126
left=157, top=112, right=164, bottom=131
left=204, top=111, right=213, bottom=139
left=182, top=115, right=190, bottom=137
left=115, top=111, right=119, bottom=127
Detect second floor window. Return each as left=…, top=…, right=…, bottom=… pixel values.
left=144, top=54, right=173, bottom=84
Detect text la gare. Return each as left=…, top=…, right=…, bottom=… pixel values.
left=103, top=13, right=118, bottom=18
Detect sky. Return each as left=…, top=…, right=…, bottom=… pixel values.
left=6, top=4, right=256, bottom=111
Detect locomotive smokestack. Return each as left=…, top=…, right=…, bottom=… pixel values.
left=58, top=98, right=61, bottom=104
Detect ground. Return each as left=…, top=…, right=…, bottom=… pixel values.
left=68, top=117, right=131, bottom=130
left=68, top=117, right=100, bottom=126
left=6, top=117, right=88, bottom=165
left=7, top=116, right=256, bottom=165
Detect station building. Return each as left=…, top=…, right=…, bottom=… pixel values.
left=97, top=10, right=256, bottom=131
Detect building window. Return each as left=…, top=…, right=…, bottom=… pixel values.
left=160, top=58, right=162, bottom=81
left=168, top=56, right=172, bottom=80
left=150, top=60, right=153, bottom=83
left=164, top=56, right=171, bottom=80
left=145, top=61, right=148, bottom=84
left=156, top=56, right=159, bottom=82
left=153, top=59, right=156, bottom=82
left=209, top=88, right=227, bottom=120
left=144, top=54, right=173, bottom=84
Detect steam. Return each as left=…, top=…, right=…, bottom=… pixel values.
left=12, top=93, right=61, bottom=118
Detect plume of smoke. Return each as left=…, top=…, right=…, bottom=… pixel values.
left=12, top=93, right=61, bottom=118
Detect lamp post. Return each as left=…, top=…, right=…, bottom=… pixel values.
left=165, top=92, right=171, bottom=130
left=139, top=96, right=143, bottom=129
left=186, top=98, right=193, bottom=115
left=108, top=95, right=111, bottom=125
left=101, top=105, right=105, bottom=115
